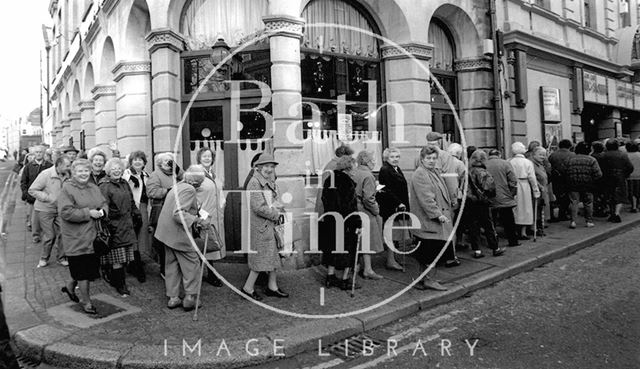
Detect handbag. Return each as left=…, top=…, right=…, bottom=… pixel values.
left=274, top=214, right=300, bottom=259
left=93, top=218, right=111, bottom=256
left=192, top=223, right=222, bottom=253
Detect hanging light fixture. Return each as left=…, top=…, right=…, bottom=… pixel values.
left=210, top=37, right=231, bottom=66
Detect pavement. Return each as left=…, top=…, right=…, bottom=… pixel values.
left=3, top=165, right=640, bottom=369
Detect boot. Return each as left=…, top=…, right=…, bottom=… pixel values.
left=132, top=251, right=146, bottom=283
left=112, top=268, right=130, bottom=297
left=101, top=265, right=113, bottom=286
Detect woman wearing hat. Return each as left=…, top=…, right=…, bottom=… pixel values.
left=241, top=153, right=288, bottom=301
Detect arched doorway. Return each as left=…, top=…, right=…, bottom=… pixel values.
left=428, top=19, right=460, bottom=144
left=300, top=0, right=384, bottom=171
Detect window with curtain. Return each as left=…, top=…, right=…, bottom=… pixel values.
left=180, top=0, right=269, bottom=51
left=428, top=20, right=455, bottom=72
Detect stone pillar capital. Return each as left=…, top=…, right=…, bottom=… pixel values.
left=79, top=100, right=95, bottom=111
left=68, top=111, right=81, bottom=119
left=263, top=15, right=305, bottom=39
left=92, top=84, right=116, bottom=100
left=381, top=43, right=433, bottom=61
left=453, top=56, right=493, bottom=72
left=61, top=119, right=71, bottom=128
left=146, top=28, right=185, bottom=54
left=113, top=61, right=151, bottom=82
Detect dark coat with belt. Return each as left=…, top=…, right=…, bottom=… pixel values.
left=21, top=160, right=52, bottom=203
left=377, top=162, right=409, bottom=220
left=99, top=177, right=140, bottom=249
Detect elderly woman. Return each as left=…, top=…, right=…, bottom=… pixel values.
left=320, top=156, right=361, bottom=290
left=241, top=154, right=288, bottom=301
left=122, top=151, right=150, bottom=283
left=466, top=150, right=505, bottom=258
left=99, top=158, right=140, bottom=297
left=510, top=142, right=540, bottom=239
left=155, top=166, right=207, bottom=311
left=530, top=146, right=550, bottom=236
left=409, top=146, right=453, bottom=291
left=195, top=147, right=226, bottom=287
left=376, top=147, right=407, bottom=271
left=352, top=150, right=384, bottom=280
left=88, top=149, right=107, bottom=185
left=58, top=159, right=108, bottom=314
left=147, top=152, right=183, bottom=277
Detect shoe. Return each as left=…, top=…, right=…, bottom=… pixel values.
left=518, top=235, right=530, bottom=241
left=61, top=286, right=79, bottom=303
left=422, top=279, right=448, bottom=291
left=569, top=221, right=576, bottom=229
left=36, top=259, right=48, bottom=268
left=32, top=236, right=41, bottom=243
left=586, top=222, right=595, bottom=228
left=58, top=259, right=69, bottom=267
left=472, top=251, right=485, bottom=259
left=204, top=273, right=223, bottom=287
left=241, top=288, right=263, bottom=301
left=265, top=288, right=289, bottom=298
left=444, top=259, right=461, bottom=268
left=82, top=303, right=97, bottom=315
left=131, top=251, right=146, bottom=283
left=182, top=295, right=202, bottom=311
left=508, top=242, right=522, bottom=247
left=385, top=263, right=405, bottom=272
left=325, top=274, right=341, bottom=288
left=612, top=215, right=622, bottom=223
left=359, top=271, right=384, bottom=280
left=339, top=279, right=362, bottom=290
left=116, top=285, right=130, bottom=297
left=493, top=248, right=506, bottom=257
left=631, top=208, right=638, bottom=213
left=167, top=297, right=182, bottom=309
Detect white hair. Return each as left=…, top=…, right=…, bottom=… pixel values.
left=447, top=143, right=463, bottom=159
left=512, top=142, right=526, bottom=155
left=382, top=147, right=401, bottom=161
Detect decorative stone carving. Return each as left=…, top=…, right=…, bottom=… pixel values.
left=101, top=0, right=121, bottom=15
left=453, top=57, right=493, bottom=72
left=79, top=100, right=95, bottom=111
left=91, top=84, right=116, bottom=100
left=381, top=43, right=433, bottom=61
left=112, top=61, right=151, bottom=82
left=263, top=15, right=305, bottom=39
left=146, top=29, right=185, bottom=53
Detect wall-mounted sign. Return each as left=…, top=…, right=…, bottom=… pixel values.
left=544, top=123, right=562, bottom=152
left=583, top=71, right=608, bottom=104
left=540, top=87, right=561, bottom=122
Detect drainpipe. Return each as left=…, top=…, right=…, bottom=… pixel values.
left=489, top=0, right=505, bottom=151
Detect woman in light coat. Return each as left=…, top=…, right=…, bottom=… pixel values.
left=195, top=147, right=226, bottom=287
left=510, top=142, right=540, bottom=239
left=409, top=146, right=454, bottom=291
left=351, top=150, right=384, bottom=280
left=241, top=154, right=289, bottom=301
left=122, top=150, right=150, bottom=283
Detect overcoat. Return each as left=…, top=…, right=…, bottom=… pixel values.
left=246, top=171, right=282, bottom=272
left=409, top=164, right=453, bottom=241
left=154, top=182, right=199, bottom=253
left=509, top=154, right=540, bottom=225
left=99, top=177, right=140, bottom=249
left=196, top=175, right=226, bottom=260
left=351, top=165, right=384, bottom=253
left=377, top=161, right=409, bottom=220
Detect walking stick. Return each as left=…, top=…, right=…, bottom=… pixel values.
left=351, top=230, right=362, bottom=298
left=533, top=198, right=538, bottom=243
left=193, top=231, right=208, bottom=321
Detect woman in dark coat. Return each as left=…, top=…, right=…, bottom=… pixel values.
left=99, top=158, right=141, bottom=297
left=58, top=159, right=108, bottom=314
left=377, top=147, right=408, bottom=271
left=320, top=156, right=361, bottom=290
left=600, top=139, right=634, bottom=222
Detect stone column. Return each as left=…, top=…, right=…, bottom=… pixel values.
left=68, top=111, right=81, bottom=149
left=113, top=61, right=153, bottom=157
left=61, top=119, right=71, bottom=145
left=146, top=29, right=184, bottom=160
left=454, top=56, right=496, bottom=148
left=92, top=84, right=117, bottom=154
left=79, top=100, right=96, bottom=149
left=381, top=43, right=433, bottom=173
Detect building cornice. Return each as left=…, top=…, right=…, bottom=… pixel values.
left=262, top=15, right=305, bottom=40
left=503, top=30, right=633, bottom=77
left=68, top=112, right=81, bottom=120
left=146, top=28, right=185, bottom=54
left=454, top=57, right=492, bottom=72
left=112, top=61, right=151, bottom=82
left=91, top=84, right=116, bottom=99
left=79, top=100, right=95, bottom=111
left=380, top=43, right=433, bottom=61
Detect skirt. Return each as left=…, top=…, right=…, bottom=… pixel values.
left=100, top=244, right=135, bottom=266
left=68, top=254, right=100, bottom=281
left=628, top=179, right=640, bottom=199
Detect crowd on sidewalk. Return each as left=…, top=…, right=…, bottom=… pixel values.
left=12, top=131, right=640, bottom=315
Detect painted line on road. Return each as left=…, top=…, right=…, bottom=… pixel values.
left=389, top=310, right=464, bottom=341
left=349, top=334, right=441, bottom=369
left=303, top=358, right=344, bottom=369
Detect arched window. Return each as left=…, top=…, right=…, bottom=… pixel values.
left=300, top=0, right=383, bottom=152
left=428, top=20, right=455, bottom=72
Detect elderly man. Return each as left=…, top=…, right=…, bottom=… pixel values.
left=485, top=149, right=520, bottom=247
left=21, top=145, right=53, bottom=243
left=63, top=145, right=79, bottom=163
left=548, top=139, right=575, bottom=222
left=155, top=166, right=209, bottom=311
left=28, top=157, right=71, bottom=267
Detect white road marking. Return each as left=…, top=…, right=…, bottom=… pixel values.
left=389, top=310, right=463, bottom=341
left=350, top=334, right=441, bottom=369
left=303, top=358, right=344, bottom=369
left=320, top=287, right=325, bottom=306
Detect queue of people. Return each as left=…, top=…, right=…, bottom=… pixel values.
left=18, top=132, right=640, bottom=314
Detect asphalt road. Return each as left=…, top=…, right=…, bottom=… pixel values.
left=272, top=223, right=640, bottom=369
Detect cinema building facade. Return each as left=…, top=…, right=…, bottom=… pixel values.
left=45, top=0, right=640, bottom=261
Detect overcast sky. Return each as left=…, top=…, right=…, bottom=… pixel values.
left=0, top=2, right=50, bottom=121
